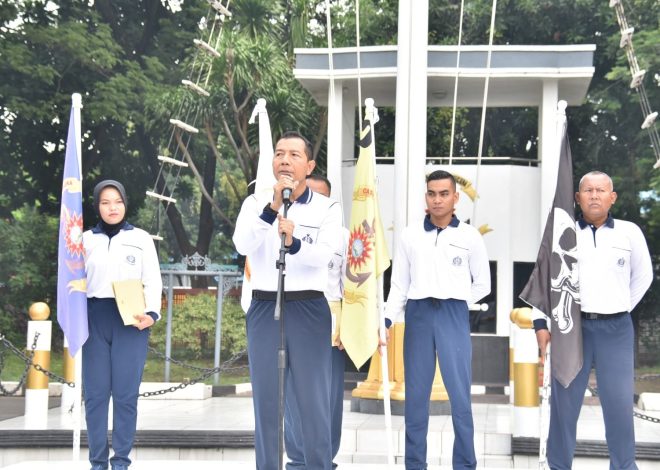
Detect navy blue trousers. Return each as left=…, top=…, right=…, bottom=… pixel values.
left=247, top=297, right=332, bottom=470
left=404, top=298, right=476, bottom=470
left=83, top=298, right=149, bottom=469
left=284, top=345, right=345, bottom=468
left=547, top=314, right=637, bottom=470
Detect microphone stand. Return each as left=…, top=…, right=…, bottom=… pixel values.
left=274, top=196, right=291, bottom=470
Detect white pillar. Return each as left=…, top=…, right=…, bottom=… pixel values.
left=496, top=261, right=513, bottom=336
left=539, top=79, right=559, bottom=231
left=327, top=79, right=344, bottom=206
left=394, top=0, right=429, bottom=248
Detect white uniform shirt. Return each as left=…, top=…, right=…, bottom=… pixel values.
left=531, top=216, right=653, bottom=326
left=385, top=215, right=491, bottom=323
left=325, top=227, right=349, bottom=302
left=233, top=187, right=343, bottom=293
left=83, top=224, right=163, bottom=319
left=577, top=217, right=652, bottom=313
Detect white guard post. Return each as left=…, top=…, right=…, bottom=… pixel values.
left=24, top=302, right=52, bottom=430
left=510, top=307, right=540, bottom=438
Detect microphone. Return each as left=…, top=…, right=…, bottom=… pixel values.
left=282, top=188, right=292, bottom=204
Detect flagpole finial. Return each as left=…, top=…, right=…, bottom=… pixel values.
left=364, top=98, right=379, bottom=124
left=72, top=93, right=83, bottom=109
left=249, top=98, right=267, bottom=125
left=557, top=100, right=567, bottom=114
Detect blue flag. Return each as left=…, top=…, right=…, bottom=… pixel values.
left=57, top=102, right=88, bottom=356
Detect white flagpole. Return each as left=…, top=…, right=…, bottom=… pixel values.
left=72, top=349, right=83, bottom=461
left=248, top=98, right=275, bottom=196
left=71, top=92, right=83, bottom=461
left=365, top=98, right=395, bottom=467
left=538, top=344, right=551, bottom=469
left=378, top=281, right=395, bottom=467
left=539, top=100, right=567, bottom=469
left=242, top=99, right=276, bottom=313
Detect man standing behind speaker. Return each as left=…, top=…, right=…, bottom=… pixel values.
left=233, top=132, right=343, bottom=470
left=284, top=174, right=350, bottom=469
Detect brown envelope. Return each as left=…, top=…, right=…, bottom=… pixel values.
left=112, top=279, right=146, bottom=326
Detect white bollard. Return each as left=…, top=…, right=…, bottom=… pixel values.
left=510, top=307, right=540, bottom=438
left=24, top=302, right=52, bottom=429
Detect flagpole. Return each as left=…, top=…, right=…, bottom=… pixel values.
left=365, top=98, right=395, bottom=466
left=538, top=344, right=551, bottom=470
left=538, top=100, right=567, bottom=469
left=71, top=92, right=84, bottom=461
left=378, top=281, right=395, bottom=467
left=242, top=99, right=276, bottom=313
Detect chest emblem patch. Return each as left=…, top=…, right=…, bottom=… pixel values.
left=617, top=257, right=625, bottom=267
left=452, top=256, right=462, bottom=266
left=126, top=255, right=136, bottom=265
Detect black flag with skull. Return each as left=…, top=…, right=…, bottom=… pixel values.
left=520, top=120, right=582, bottom=388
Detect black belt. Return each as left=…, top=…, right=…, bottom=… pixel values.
left=581, top=311, right=628, bottom=320
left=252, top=290, right=324, bottom=301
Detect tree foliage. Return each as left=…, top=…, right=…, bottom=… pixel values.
left=0, top=206, right=58, bottom=345
left=0, top=0, right=658, bottom=348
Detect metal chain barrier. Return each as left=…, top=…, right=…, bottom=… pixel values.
left=0, top=333, right=39, bottom=395
left=139, top=347, right=248, bottom=397
left=588, top=379, right=660, bottom=424
left=1, top=332, right=249, bottom=398
left=0, top=332, right=75, bottom=391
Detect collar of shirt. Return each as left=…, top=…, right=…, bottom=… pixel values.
left=577, top=213, right=615, bottom=230
left=91, top=221, right=134, bottom=234
left=293, top=186, right=312, bottom=205
left=423, top=214, right=460, bottom=232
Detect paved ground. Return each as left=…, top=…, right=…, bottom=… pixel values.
left=1, top=392, right=658, bottom=469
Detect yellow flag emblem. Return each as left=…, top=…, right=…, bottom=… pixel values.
left=340, top=117, right=390, bottom=369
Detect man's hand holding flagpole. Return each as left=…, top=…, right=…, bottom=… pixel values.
left=539, top=341, right=551, bottom=470
left=520, top=100, right=580, bottom=469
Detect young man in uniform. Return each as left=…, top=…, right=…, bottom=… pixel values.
left=384, top=170, right=491, bottom=470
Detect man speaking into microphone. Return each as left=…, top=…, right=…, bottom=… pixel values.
left=233, top=131, right=343, bottom=470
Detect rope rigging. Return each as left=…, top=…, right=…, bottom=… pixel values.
left=609, top=0, right=660, bottom=169
left=147, top=1, right=234, bottom=242
left=472, top=0, right=498, bottom=227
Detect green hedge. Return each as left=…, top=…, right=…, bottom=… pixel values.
left=149, top=293, right=246, bottom=361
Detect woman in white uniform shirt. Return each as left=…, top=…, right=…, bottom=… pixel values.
left=83, top=180, right=162, bottom=470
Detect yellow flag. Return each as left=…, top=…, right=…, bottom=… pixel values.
left=340, top=115, right=391, bottom=369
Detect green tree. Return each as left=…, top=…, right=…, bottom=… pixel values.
left=0, top=207, right=58, bottom=346
left=0, top=0, right=209, bottom=255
